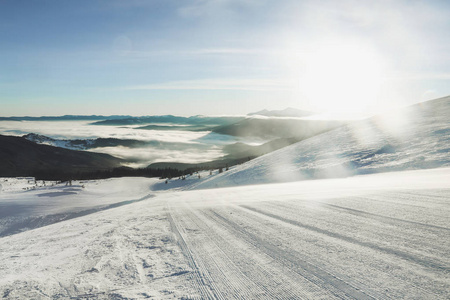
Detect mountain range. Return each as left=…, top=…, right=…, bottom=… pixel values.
left=90, top=115, right=244, bottom=127
left=3, top=99, right=448, bottom=180
left=0, top=135, right=123, bottom=177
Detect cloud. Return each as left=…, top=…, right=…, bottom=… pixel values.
left=114, top=47, right=277, bottom=58
left=385, top=72, right=450, bottom=81
left=0, top=120, right=241, bottom=167
left=90, top=145, right=223, bottom=168
left=177, top=0, right=263, bottom=18
left=0, top=120, right=209, bottom=142
left=123, top=78, right=296, bottom=91
left=192, top=48, right=262, bottom=55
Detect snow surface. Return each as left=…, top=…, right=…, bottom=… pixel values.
left=0, top=168, right=449, bottom=299
left=189, top=97, right=450, bottom=189
left=0, top=177, right=156, bottom=237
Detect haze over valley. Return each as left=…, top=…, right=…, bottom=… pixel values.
left=0, top=108, right=342, bottom=172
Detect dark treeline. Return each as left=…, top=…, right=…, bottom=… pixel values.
left=31, top=166, right=214, bottom=181
left=8, top=156, right=254, bottom=181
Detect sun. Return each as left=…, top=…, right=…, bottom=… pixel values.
left=302, top=43, right=385, bottom=118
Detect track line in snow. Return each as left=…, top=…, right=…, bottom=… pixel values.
left=168, top=201, right=344, bottom=299
left=232, top=201, right=447, bottom=299
left=184, top=206, right=309, bottom=299
left=209, top=210, right=377, bottom=300
left=321, top=202, right=450, bottom=231
left=167, top=209, right=218, bottom=300
left=169, top=204, right=274, bottom=299
left=240, top=205, right=450, bottom=273
left=267, top=192, right=450, bottom=232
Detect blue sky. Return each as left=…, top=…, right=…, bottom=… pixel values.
left=1, top=0, right=449, bottom=116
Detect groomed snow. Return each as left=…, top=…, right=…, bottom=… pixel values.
left=0, top=168, right=449, bottom=299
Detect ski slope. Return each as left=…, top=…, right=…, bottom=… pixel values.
left=191, top=96, right=450, bottom=189
left=0, top=168, right=449, bottom=299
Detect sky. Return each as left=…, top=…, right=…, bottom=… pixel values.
left=1, top=0, right=450, bottom=117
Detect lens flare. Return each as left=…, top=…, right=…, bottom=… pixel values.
left=302, top=42, right=385, bottom=118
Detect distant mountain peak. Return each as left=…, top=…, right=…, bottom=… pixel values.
left=23, top=133, right=56, bottom=143
left=248, top=108, right=313, bottom=118
left=252, top=109, right=270, bottom=115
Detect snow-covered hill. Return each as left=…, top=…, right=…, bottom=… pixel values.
left=23, top=133, right=95, bottom=150
left=191, top=96, right=450, bottom=189
left=0, top=168, right=449, bottom=299
left=0, top=177, right=156, bottom=237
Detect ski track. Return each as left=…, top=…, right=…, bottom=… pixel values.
left=262, top=200, right=450, bottom=261
left=258, top=199, right=450, bottom=260
left=162, top=187, right=449, bottom=299
left=208, top=210, right=375, bottom=299
left=1, top=180, right=449, bottom=299
left=319, top=202, right=450, bottom=231
left=169, top=204, right=322, bottom=299
left=239, top=205, right=448, bottom=280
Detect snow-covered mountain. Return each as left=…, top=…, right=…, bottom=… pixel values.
left=248, top=107, right=314, bottom=118
left=212, top=118, right=342, bottom=139
left=22, top=133, right=154, bottom=151
left=23, top=133, right=95, bottom=150
left=192, top=96, right=450, bottom=189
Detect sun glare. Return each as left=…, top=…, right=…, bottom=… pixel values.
left=302, top=43, right=385, bottom=118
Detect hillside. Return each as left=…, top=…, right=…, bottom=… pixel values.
left=222, top=136, right=309, bottom=159
left=147, top=119, right=342, bottom=171
left=193, top=96, right=450, bottom=189
left=0, top=134, right=123, bottom=177
left=212, top=118, right=342, bottom=139
left=23, top=133, right=152, bottom=150
left=147, top=136, right=326, bottom=171
left=248, top=107, right=314, bottom=118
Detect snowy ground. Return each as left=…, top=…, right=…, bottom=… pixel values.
left=0, top=177, right=156, bottom=237
left=1, top=168, right=449, bottom=299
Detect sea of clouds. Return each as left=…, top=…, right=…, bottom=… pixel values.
left=0, top=120, right=253, bottom=167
